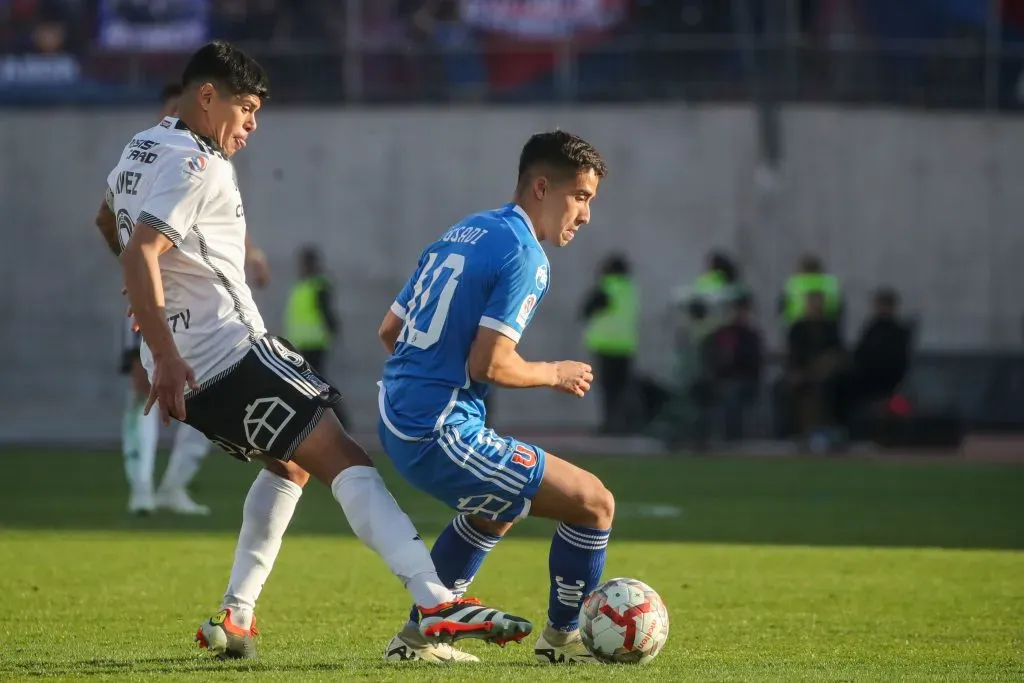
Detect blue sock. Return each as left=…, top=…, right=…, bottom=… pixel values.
left=548, top=523, right=610, bottom=631
left=408, top=514, right=502, bottom=624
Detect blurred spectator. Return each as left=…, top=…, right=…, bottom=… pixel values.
left=780, top=253, right=842, bottom=328
left=0, top=0, right=84, bottom=88
left=360, top=0, right=419, bottom=100
left=581, top=253, right=639, bottom=435
left=783, top=290, right=848, bottom=444
left=410, top=0, right=486, bottom=100
left=850, top=288, right=911, bottom=416
left=462, top=0, right=629, bottom=98
left=708, top=295, right=764, bottom=442
left=673, top=250, right=748, bottom=332
left=653, top=296, right=718, bottom=451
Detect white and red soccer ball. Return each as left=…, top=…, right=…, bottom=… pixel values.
left=579, top=577, right=670, bottom=665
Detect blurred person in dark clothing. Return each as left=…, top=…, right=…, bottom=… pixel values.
left=785, top=290, right=847, bottom=439
left=709, top=295, right=763, bottom=441
left=851, top=288, right=911, bottom=412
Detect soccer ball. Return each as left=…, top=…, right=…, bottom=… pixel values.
left=579, top=577, right=669, bottom=664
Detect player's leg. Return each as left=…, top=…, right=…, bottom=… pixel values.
left=197, top=456, right=310, bottom=659
left=385, top=514, right=511, bottom=663
left=291, top=412, right=530, bottom=648
left=156, top=423, right=213, bottom=514
left=123, top=355, right=159, bottom=514
left=529, top=452, right=615, bottom=664
left=379, top=424, right=542, bottom=662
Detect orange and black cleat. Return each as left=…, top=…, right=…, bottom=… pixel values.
left=195, top=608, right=259, bottom=660
left=418, top=597, right=532, bottom=647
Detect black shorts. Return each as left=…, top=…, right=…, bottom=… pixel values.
left=182, top=335, right=340, bottom=462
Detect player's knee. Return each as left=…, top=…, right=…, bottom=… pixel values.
left=260, top=457, right=311, bottom=488
left=567, top=473, right=615, bottom=529
left=585, top=482, right=615, bottom=530
left=466, top=515, right=513, bottom=537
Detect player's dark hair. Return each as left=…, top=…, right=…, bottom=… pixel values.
left=181, top=41, right=269, bottom=99
left=160, top=81, right=183, bottom=103
left=517, top=131, right=607, bottom=183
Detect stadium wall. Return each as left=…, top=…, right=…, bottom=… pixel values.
left=3, top=105, right=1023, bottom=442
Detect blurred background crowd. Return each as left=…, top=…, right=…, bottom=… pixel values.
left=4, top=0, right=1024, bottom=108
left=5, top=1, right=1024, bottom=455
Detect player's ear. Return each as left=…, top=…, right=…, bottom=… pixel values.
left=198, top=83, right=215, bottom=110
left=534, top=176, right=547, bottom=201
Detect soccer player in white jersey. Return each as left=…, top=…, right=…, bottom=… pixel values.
left=117, top=82, right=271, bottom=516
left=95, top=41, right=529, bottom=660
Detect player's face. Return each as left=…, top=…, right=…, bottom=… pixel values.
left=542, top=169, right=600, bottom=247
left=204, top=87, right=261, bottom=157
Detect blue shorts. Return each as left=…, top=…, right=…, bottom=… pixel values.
left=378, top=419, right=547, bottom=523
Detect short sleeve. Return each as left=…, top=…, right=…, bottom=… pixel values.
left=479, top=247, right=549, bottom=343
left=391, top=250, right=429, bottom=321
left=136, top=152, right=214, bottom=246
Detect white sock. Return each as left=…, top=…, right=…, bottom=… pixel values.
left=221, top=469, right=302, bottom=629
left=121, top=391, right=142, bottom=487
left=159, top=424, right=210, bottom=493
left=136, top=408, right=159, bottom=494
left=330, top=466, right=454, bottom=609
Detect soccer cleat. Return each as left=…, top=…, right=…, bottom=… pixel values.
left=534, top=626, right=598, bottom=664
left=384, top=623, right=480, bottom=663
left=195, top=608, right=258, bottom=660
left=418, top=597, right=532, bottom=646
left=155, top=487, right=210, bottom=516
left=127, top=490, right=155, bottom=516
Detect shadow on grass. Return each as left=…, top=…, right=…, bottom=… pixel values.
left=2, top=451, right=1023, bottom=550
left=2, top=656, right=542, bottom=677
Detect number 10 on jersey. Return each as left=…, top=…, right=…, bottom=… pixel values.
left=399, top=252, right=465, bottom=350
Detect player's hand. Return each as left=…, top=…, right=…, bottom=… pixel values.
left=551, top=360, right=593, bottom=398
left=246, top=247, right=270, bottom=289
left=145, top=353, right=199, bottom=425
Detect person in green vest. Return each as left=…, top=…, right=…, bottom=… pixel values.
left=780, top=254, right=843, bottom=326
left=677, top=251, right=749, bottom=330
left=284, top=246, right=338, bottom=377
left=581, top=253, right=639, bottom=434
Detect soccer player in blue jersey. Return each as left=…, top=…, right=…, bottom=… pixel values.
left=377, top=131, right=614, bottom=664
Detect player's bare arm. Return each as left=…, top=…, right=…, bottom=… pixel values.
left=378, top=309, right=404, bottom=354
left=467, top=327, right=592, bottom=396
left=95, top=199, right=120, bottom=257
left=244, top=234, right=270, bottom=288
left=121, top=222, right=198, bottom=423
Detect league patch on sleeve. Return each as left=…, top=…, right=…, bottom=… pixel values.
left=535, top=264, right=549, bottom=291
left=516, top=293, right=537, bottom=327
left=182, top=154, right=208, bottom=179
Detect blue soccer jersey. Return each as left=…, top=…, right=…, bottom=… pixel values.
left=380, top=203, right=549, bottom=438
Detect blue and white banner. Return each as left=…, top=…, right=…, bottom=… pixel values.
left=98, top=0, right=208, bottom=51
left=462, top=0, right=628, bottom=40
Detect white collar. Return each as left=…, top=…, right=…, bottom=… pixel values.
left=512, top=204, right=541, bottom=246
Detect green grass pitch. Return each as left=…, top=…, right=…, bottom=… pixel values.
left=0, top=450, right=1022, bottom=681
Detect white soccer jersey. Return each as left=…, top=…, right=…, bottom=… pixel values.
left=106, top=116, right=266, bottom=384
